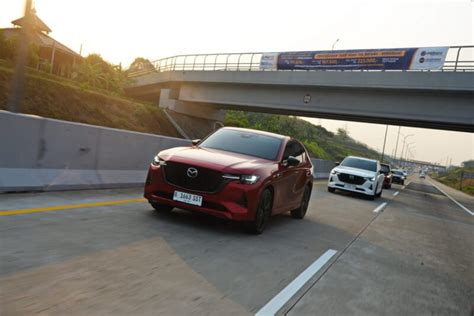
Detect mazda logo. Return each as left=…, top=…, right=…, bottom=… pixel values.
left=186, top=167, right=198, bottom=178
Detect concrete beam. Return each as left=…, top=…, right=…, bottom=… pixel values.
left=177, top=82, right=473, bottom=132
left=126, top=71, right=474, bottom=132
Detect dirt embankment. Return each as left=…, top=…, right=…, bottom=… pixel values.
left=0, top=66, right=181, bottom=137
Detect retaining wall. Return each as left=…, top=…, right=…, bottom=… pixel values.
left=0, top=111, right=190, bottom=192
left=311, top=158, right=335, bottom=180
left=0, top=111, right=334, bottom=192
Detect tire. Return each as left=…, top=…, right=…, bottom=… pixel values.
left=328, top=187, right=335, bottom=193
left=368, top=184, right=377, bottom=200
left=246, top=188, right=273, bottom=234
left=291, top=186, right=311, bottom=219
left=376, top=187, right=382, bottom=198
left=401, top=180, right=405, bottom=186
left=150, top=202, right=173, bottom=212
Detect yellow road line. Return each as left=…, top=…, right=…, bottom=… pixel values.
left=0, top=198, right=147, bottom=216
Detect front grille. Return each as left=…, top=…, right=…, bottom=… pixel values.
left=338, top=173, right=366, bottom=185
left=163, top=162, right=225, bottom=193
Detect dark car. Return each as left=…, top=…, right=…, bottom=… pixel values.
left=380, top=163, right=392, bottom=189
left=144, top=127, right=314, bottom=234
left=392, top=169, right=405, bottom=185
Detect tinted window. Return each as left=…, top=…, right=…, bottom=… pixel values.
left=340, top=157, right=377, bottom=172
left=200, top=129, right=282, bottom=161
left=394, top=170, right=404, bottom=175
left=381, top=164, right=391, bottom=173
left=283, top=140, right=305, bottom=162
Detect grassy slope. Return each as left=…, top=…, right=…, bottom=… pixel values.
left=432, top=168, right=474, bottom=196
left=0, top=65, right=181, bottom=137
left=225, top=111, right=381, bottom=162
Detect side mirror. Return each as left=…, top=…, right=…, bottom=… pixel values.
left=191, top=139, right=201, bottom=146
left=287, top=156, right=300, bottom=167
left=334, top=162, right=340, bottom=166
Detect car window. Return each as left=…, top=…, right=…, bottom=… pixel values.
left=381, top=164, right=391, bottom=173
left=199, top=129, right=282, bottom=161
left=283, top=140, right=305, bottom=163
left=340, top=157, right=377, bottom=172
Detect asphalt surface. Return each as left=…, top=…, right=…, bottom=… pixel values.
left=0, top=175, right=472, bottom=315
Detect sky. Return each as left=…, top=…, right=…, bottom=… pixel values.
left=1, top=0, right=473, bottom=165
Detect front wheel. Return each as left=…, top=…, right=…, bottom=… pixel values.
left=291, top=186, right=311, bottom=219
left=246, top=189, right=273, bottom=234
left=150, top=202, right=173, bottom=212
left=328, top=187, right=335, bottom=193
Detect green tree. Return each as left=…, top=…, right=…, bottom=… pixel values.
left=128, top=57, right=155, bottom=73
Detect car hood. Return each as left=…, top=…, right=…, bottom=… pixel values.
left=158, top=146, right=275, bottom=173
left=332, top=166, right=376, bottom=178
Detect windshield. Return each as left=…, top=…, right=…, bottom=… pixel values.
left=340, top=157, right=377, bottom=172
left=381, top=164, right=390, bottom=173
left=393, top=170, right=404, bottom=175
left=199, top=129, right=282, bottom=161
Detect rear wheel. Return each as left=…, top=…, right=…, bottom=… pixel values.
left=246, top=189, right=272, bottom=234
left=291, top=186, right=311, bottom=219
left=150, top=202, right=173, bottom=212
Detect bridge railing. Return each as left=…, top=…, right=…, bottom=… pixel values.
left=128, top=45, right=473, bottom=77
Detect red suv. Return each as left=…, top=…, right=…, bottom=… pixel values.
left=144, top=127, right=313, bottom=234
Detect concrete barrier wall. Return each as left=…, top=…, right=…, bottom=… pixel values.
left=0, top=111, right=190, bottom=192
left=311, top=158, right=336, bottom=180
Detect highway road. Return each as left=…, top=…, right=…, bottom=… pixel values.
left=0, top=176, right=473, bottom=315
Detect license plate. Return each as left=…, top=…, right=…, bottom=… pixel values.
left=173, top=191, right=203, bottom=206
left=345, top=183, right=356, bottom=190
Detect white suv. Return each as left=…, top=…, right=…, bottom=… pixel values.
left=328, top=156, right=385, bottom=200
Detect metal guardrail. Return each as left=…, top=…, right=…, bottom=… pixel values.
left=128, top=45, right=474, bottom=77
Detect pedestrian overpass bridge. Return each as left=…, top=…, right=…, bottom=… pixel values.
left=125, top=46, right=474, bottom=133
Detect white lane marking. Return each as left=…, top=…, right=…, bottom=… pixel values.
left=393, top=191, right=400, bottom=197
left=429, top=180, right=474, bottom=216
left=373, top=202, right=388, bottom=213
left=255, top=249, right=337, bottom=316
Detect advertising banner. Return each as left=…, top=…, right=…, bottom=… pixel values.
left=277, top=47, right=448, bottom=71
left=259, top=53, right=279, bottom=70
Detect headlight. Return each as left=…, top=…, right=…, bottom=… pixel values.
left=331, top=170, right=339, bottom=175
left=152, top=155, right=166, bottom=166
left=365, top=176, right=376, bottom=182
left=240, top=174, right=260, bottom=184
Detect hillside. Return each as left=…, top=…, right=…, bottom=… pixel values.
left=225, top=111, right=381, bottom=162
left=432, top=167, right=474, bottom=196
left=0, top=65, right=181, bottom=137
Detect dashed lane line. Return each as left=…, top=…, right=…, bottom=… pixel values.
left=393, top=191, right=400, bottom=197
left=373, top=202, right=388, bottom=213
left=255, top=249, right=338, bottom=316
left=0, top=198, right=147, bottom=216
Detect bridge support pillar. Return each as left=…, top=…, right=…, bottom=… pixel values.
left=159, top=88, right=226, bottom=138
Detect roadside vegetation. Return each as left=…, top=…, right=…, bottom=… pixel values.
left=0, top=64, right=180, bottom=137
left=225, top=111, right=381, bottom=161
left=432, top=164, right=474, bottom=196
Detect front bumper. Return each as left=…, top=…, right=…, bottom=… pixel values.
left=392, top=177, right=404, bottom=184
left=144, top=165, right=261, bottom=221
left=327, top=174, right=375, bottom=196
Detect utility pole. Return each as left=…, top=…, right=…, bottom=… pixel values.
left=332, top=38, right=340, bottom=51
left=394, top=126, right=401, bottom=164
left=7, top=0, right=33, bottom=113
left=381, top=125, right=389, bottom=163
